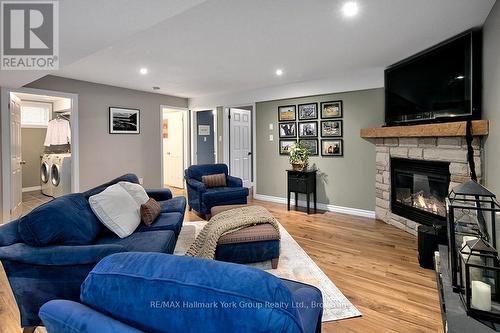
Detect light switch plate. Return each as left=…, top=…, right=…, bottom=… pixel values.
left=269, top=123, right=273, bottom=130
left=269, top=134, right=274, bottom=141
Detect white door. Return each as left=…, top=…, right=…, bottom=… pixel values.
left=10, top=95, right=22, bottom=219
left=163, top=111, right=184, bottom=188
left=230, top=108, right=252, bottom=188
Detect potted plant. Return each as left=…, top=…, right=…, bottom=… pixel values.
left=289, top=142, right=309, bottom=171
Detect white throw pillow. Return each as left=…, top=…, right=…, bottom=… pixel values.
left=118, top=181, right=149, bottom=206
left=89, top=184, right=141, bottom=238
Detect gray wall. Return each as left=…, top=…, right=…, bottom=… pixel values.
left=21, top=128, right=46, bottom=188
left=256, top=88, right=384, bottom=211
left=195, top=110, right=215, bottom=164
left=484, top=1, right=500, bottom=195
left=26, top=75, right=188, bottom=190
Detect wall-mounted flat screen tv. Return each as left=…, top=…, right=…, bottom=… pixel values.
left=385, top=29, right=481, bottom=126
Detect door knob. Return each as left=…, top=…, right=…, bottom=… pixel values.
left=247, top=152, right=252, bottom=156
left=20, top=161, right=26, bottom=165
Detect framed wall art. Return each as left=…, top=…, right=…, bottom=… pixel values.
left=299, top=139, right=319, bottom=156
left=109, top=107, right=140, bottom=134
left=279, top=139, right=297, bottom=155
left=298, top=121, right=317, bottom=138
left=320, top=100, right=342, bottom=119
left=278, top=105, right=296, bottom=122
left=298, top=103, right=318, bottom=120
left=321, top=120, right=343, bottom=137
left=279, top=122, right=297, bottom=138
left=321, top=139, right=343, bottom=157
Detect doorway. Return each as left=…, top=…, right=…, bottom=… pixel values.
left=161, top=106, right=189, bottom=189
left=192, top=110, right=217, bottom=165
left=229, top=108, right=252, bottom=188
left=1, top=87, right=79, bottom=222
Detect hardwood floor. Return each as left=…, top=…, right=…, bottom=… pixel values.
left=0, top=188, right=443, bottom=333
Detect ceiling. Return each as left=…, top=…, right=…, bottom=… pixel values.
left=1, top=0, right=496, bottom=99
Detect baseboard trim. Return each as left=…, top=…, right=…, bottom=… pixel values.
left=22, top=186, right=41, bottom=193
left=253, top=193, right=376, bottom=219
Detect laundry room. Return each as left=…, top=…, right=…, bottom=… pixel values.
left=11, top=92, right=73, bottom=216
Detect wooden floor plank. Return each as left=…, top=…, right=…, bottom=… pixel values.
left=0, top=189, right=442, bottom=332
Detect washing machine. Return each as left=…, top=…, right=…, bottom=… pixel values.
left=40, top=154, right=53, bottom=197
left=50, top=153, right=71, bottom=198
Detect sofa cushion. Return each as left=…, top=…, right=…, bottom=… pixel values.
left=18, top=193, right=101, bottom=247
left=201, top=173, right=226, bottom=188
left=89, top=184, right=140, bottom=238
left=80, top=252, right=303, bottom=333
left=140, top=198, right=161, bottom=226
left=95, top=230, right=176, bottom=254
left=202, top=187, right=249, bottom=206
left=135, top=212, right=183, bottom=236
left=159, top=196, right=186, bottom=214
left=118, top=181, right=149, bottom=206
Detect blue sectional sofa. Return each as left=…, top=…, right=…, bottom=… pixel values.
left=185, top=164, right=249, bottom=216
left=0, top=174, right=186, bottom=330
left=39, top=252, right=323, bottom=333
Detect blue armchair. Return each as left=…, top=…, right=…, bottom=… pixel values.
left=0, top=174, right=186, bottom=331
left=185, top=164, right=249, bottom=216
left=39, top=252, right=323, bottom=333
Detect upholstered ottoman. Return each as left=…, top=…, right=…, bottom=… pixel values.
left=210, top=205, right=280, bottom=269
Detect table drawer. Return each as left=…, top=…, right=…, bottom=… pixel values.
left=288, top=178, right=307, bottom=192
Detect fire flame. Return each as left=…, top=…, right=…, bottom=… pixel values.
left=416, top=194, right=427, bottom=209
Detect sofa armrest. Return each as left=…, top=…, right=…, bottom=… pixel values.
left=40, top=300, right=143, bottom=333
left=186, top=178, right=207, bottom=193
left=227, top=175, right=243, bottom=188
left=146, top=188, right=173, bottom=201
left=0, top=243, right=125, bottom=266
left=0, top=219, right=22, bottom=246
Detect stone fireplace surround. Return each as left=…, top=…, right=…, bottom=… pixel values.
left=361, top=121, right=489, bottom=236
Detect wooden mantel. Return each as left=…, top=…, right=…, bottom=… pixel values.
left=360, top=120, right=489, bottom=138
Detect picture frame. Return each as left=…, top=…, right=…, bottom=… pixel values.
left=321, top=139, right=343, bottom=157
left=321, top=120, right=343, bottom=137
left=278, top=105, right=296, bottom=122
left=320, top=100, right=343, bottom=119
left=279, top=139, right=297, bottom=155
left=299, top=139, right=319, bottom=156
left=279, top=122, right=297, bottom=138
left=298, top=121, right=317, bottom=138
left=298, top=103, right=318, bottom=120
left=109, top=107, right=140, bottom=134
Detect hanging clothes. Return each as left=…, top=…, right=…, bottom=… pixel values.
left=44, top=118, right=71, bottom=146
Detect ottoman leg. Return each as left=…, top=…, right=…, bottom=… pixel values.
left=188, top=205, right=192, bottom=211
left=271, top=257, right=279, bottom=269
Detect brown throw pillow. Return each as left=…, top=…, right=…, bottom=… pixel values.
left=202, top=173, right=227, bottom=188
left=140, top=198, right=161, bottom=226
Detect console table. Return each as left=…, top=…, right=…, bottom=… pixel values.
left=287, top=169, right=317, bottom=214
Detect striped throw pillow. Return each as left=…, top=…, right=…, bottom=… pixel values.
left=140, top=198, right=161, bottom=226
left=202, top=173, right=227, bottom=188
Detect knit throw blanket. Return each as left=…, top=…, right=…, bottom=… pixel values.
left=186, top=205, right=280, bottom=259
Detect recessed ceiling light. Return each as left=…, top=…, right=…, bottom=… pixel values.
left=342, top=1, right=359, bottom=18
left=275, top=69, right=283, bottom=76
left=139, top=68, right=148, bottom=75
left=456, top=75, right=465, bottom=80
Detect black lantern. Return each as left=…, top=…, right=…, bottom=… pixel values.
left=447, top=180, right=500, bottom=290
left=458, top=238, right=500, bottom=322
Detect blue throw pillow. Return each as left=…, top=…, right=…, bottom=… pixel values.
left=80, top=252, right=303, bottom=333
left=18, top=193, right=102, bottom=247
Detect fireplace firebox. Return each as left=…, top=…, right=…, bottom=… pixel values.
left=391, top=158, right=451, bottom=226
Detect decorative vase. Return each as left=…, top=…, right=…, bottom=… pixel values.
left=292, top=162, right=307, bottom=171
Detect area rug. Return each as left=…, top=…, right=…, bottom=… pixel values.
left=174, top=221, right=362, bottom=322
